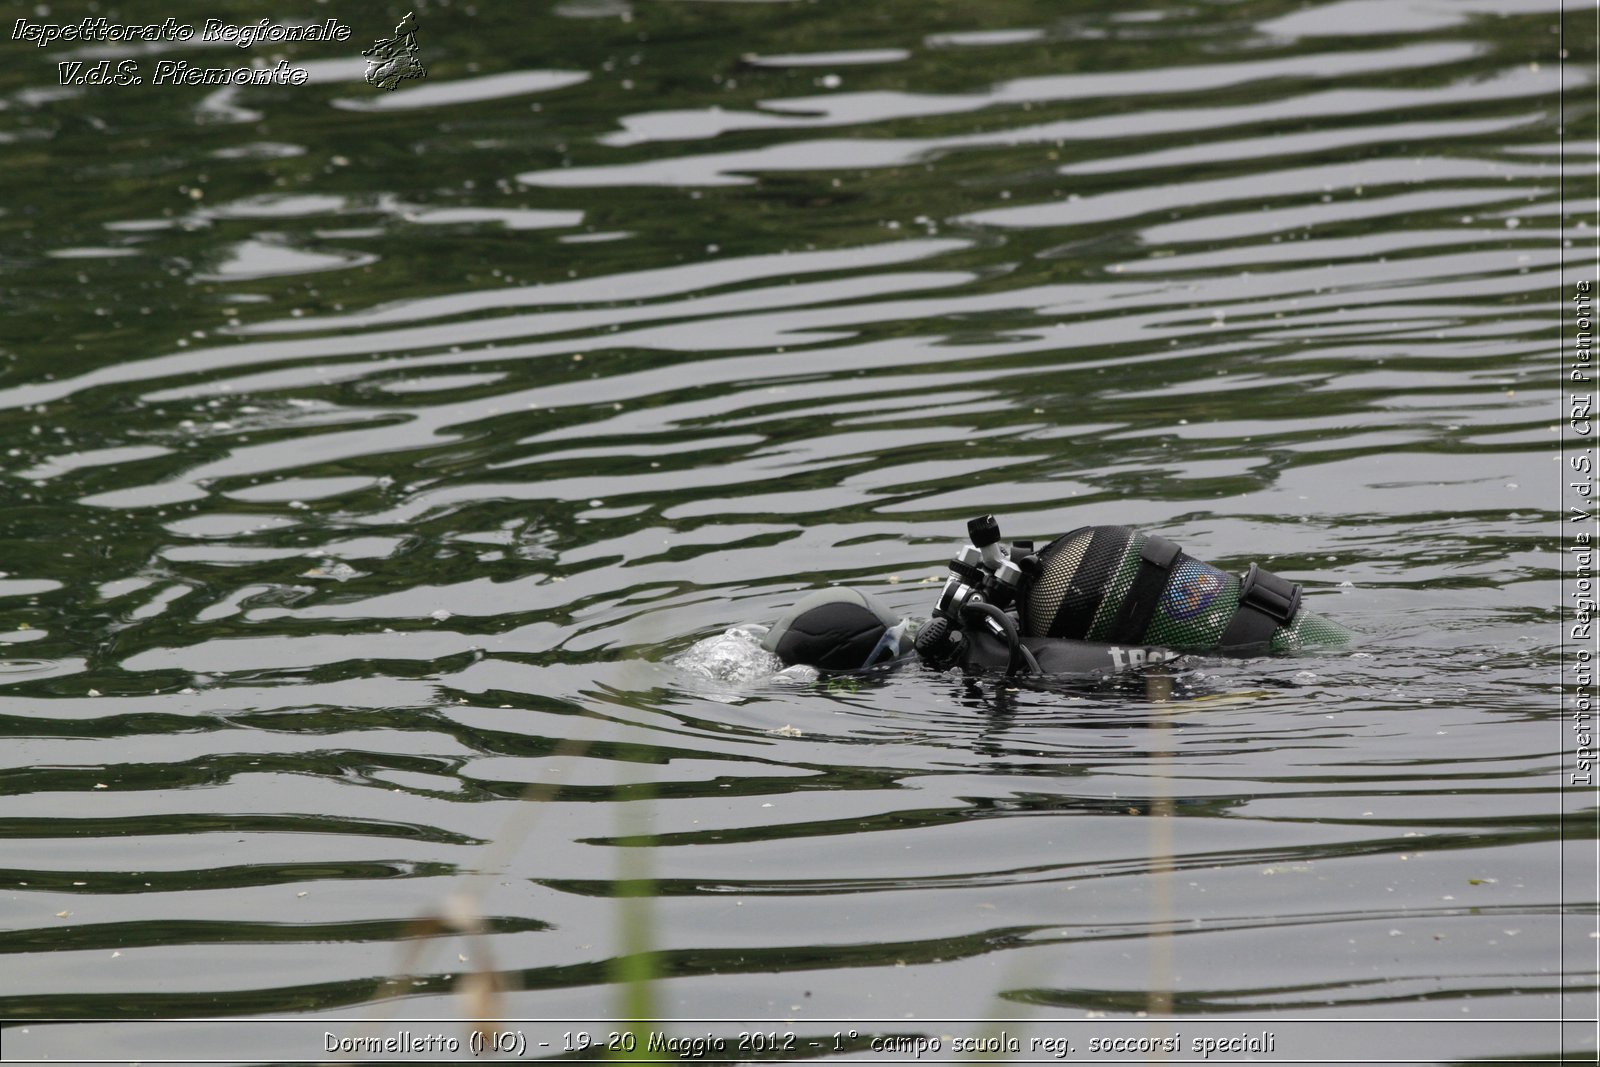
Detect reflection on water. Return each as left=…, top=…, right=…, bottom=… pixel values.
left=0, top=0, right=1593, bottom=1062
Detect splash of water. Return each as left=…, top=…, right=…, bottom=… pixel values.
left=668, top=625, right=818, bottom=686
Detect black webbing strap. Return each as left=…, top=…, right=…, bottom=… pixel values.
left=1218, top=563, right=1302, bottom=655
left=1108, top=534, right=1183, bottom=644
left=1048, top=526, right=1128, bottom=640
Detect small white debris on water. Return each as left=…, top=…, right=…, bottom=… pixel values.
left=430, top=608, right=452, bottom=622
left=302, top=560, right=362, bottom=582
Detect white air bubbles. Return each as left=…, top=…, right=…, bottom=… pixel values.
left=670, top=625, right=783, bottom=686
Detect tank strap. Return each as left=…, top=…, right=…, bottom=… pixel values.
left=1107, top=534, right=1183, bottom=644
left=1047, top=526, right=1129, bottom=639
left=1218, top=563, right=1302, bottom=654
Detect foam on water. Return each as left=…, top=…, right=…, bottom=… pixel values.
left=668, top=624, right=822, bottom=687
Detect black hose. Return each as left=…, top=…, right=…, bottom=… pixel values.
left=960, top=600, right=1039, bottom=677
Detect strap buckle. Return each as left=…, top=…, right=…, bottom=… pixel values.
left=1237, top=563, right=1301, bottom=624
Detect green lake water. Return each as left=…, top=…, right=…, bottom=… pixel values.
left=0, top=1, right=1596, bottom=1063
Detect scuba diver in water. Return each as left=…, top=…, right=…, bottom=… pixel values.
left=761, top=514, right=1351, bottom=679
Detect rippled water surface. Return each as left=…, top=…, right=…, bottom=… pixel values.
left=2, top=1, right=1597, bottom=1063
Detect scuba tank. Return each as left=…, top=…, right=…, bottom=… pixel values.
left=1019, top=525, right=1352, bottom=655
left=915, top=515, right=1351, bottom=678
